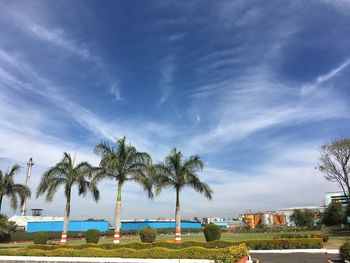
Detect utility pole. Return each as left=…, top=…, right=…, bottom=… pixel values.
left=21, top=158, right=34, bottom=216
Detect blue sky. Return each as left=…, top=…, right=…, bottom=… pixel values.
left=0, top=0, right=350, bottom=221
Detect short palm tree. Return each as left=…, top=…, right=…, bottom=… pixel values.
left=94, top=137, right=153, bottom=243
left=153, top=148, right=213, bottom=243
left=36, top=153, right=99, bottom=245
left=0, top=164, right=31, bottom=212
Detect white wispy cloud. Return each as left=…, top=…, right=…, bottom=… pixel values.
left=158, top=55, right=176, bottom=106
left=29, top=24, right=91, bottom=59
left=109, top=82, right=122, bottom=101
left=301, top=58, right=350, bottom=95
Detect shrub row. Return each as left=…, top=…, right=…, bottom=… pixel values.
left=28, top=238, right=323, bottom=251
left=9, top=231, right=87, bottom=241
left=9, top=228, right=202, bottom=242
left=230, top=225, right=322, bottom=233
left=0, top=244, right=249, bottom=260
left=273, top=233, right=329, bottom=242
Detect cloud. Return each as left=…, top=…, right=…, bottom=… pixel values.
left=301, top=58, right=350, bottom=95
left=158, top=55, right=176, bottom=106
left=29, top=24, right=91, bottom=59
left=109, top=82, right=122, bottom=101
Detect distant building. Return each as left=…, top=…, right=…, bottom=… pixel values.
left=211, top=220, right=244, bottom=228
left=9, top=215, right=64, bottom=230
left=121, top=219, right=201, bottom=230
left=277, top=206, right=324, bottom=226
left=324, top=191, right=349, bottom=206
left=26, top=220, right=109, bottom=233
left=207, top=217, right=224, bottom=223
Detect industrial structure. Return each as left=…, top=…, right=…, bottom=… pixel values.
left=210, top=220, right=244, bottom=229
left=324, top=191, right=349, bottom=206
left=26, top=220, right=109, bottom=233
left=20, top=158, right=34, bottom=216
left=121, top=220, right=201, bottom=230
left=243, top=212, right=286, bottom=228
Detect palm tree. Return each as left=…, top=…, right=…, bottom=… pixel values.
left=36, top=153, right=99, bottom=245
left=0, top=164, right=31, bottom=212
left=94, top=137, right=153, bottom=243
left=153, top=148, right=213, bottom=243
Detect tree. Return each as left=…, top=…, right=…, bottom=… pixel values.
left=323, top=201, right=346, bottom=226
left=0, top=164, right=31, bottom=212
left=152, top=148, right=213, bottom=243
left=36, top=153, right=99, bottom=245
left=290, top=209, right=315, bottom=228
left=0, top=214, right=17, bottom=241
left=318, top=138, right=350, bottom=203
left=94, top=137, right=153, bottom=244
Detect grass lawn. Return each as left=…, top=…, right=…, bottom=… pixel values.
left=1, top=230, right=348, bottom=249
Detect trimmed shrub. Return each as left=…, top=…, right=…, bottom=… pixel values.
left=27, top=238, right=323, bottom=251
left=0, top=244, right=249, bottom=260
left=340, top=241, right=350, bottom=261
left=273, top=233, right=329, bottom=242
left=214, top=244, right=249, bottom=263
left=33, top=232, right=48, bottom=244
left=204, top=224, right=221, bottom=242
left=139, top=227, right=156, bottom=243
left=86, top=229, right=100, bottom=244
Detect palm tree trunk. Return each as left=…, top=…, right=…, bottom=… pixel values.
left=60, top=193, right=71, bottom=245
left=0, top=195, right=3, bottom=212
left=114, top=181, right=122, bottom=244
left=175, top=188, right=181, bottom=243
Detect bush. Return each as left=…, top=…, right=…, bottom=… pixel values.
left=139, top=227, right=156, bottom=243
left=0, top=214, right=16, bottom=242
left=214, top=244, right=249, bottom=263
left=10, top=231, right=87, bottom=241
left=27, top=238, right=323, bottom=251
left=0, top=244, right=249, bottom=260
left=273, top=233, right=329, bottom=242
left=204, top=224, right=221, bottom=242
left=33, top=232, right=48, bottom=244
left=85, top=229, right=100, bottom=244
left=340, top=241, right=350, bottom=261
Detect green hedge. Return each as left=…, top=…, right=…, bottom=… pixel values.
left=10, top=231, right=86, bottom=241
left=33, top=232, right=48, bottom=245
left=231, top=226, right=322, bottom=233
left=0, top=244, right=249, bottom=260
left=273, top=233, right=329, bottom=242
left=28, top=238, right=323, bottom=251
left=10, top=228, right=202, bottom=242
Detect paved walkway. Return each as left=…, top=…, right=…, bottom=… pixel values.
left=251, top=253, right=341, bottom=263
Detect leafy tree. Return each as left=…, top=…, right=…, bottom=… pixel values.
left=290, top=209, right=316, bottom=228
left=152, top=148, right=213, bottom=242
left=36, top=153, right=99, bottom=245
left=94, top=137, right=153, bottom=244
left=0, top=214, right=16, bottom=241
left=0, top=164, right=31, bottom=212
left=318, top=138, right=350, bottom=204
left=323, top=201, right=345, bottom=226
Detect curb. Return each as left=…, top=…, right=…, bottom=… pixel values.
left=250, top=249, right=339, bottom=254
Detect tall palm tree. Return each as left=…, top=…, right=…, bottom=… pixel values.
left=94, top=137, right=153, bottom=243
left=153, top=148, right=213, bottom=243
left=0, top=164, right=31, bottom=212
left=36, top=153, right=99, bottom=245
